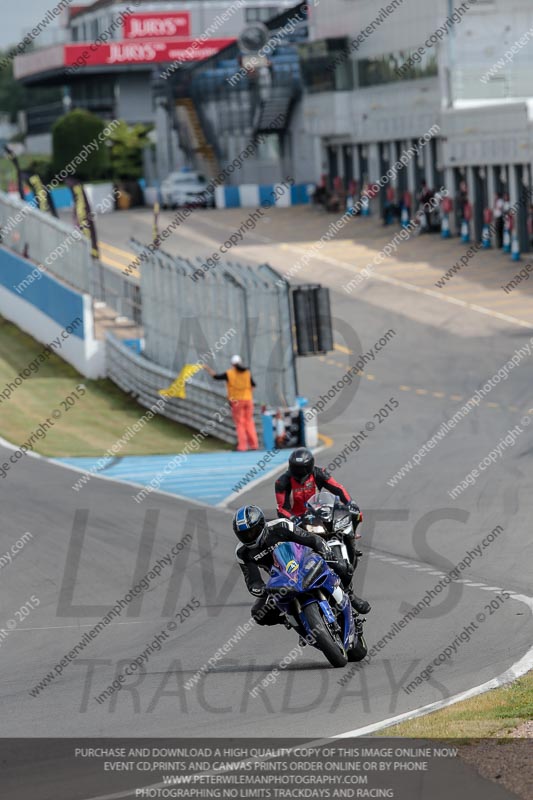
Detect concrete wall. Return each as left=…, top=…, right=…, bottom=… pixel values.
left=117, top=73, right=154, bottom=124
left=441, top=103, right=531, bottom=167
left=288, top=99, right=321, bottom=183
left=25, top=133, right=53, bottom=156
left=300, top=77, right=440, bottom=143
left=0, top=247, right=105, bottom=379
left=309, top=0, right=441, bottom=51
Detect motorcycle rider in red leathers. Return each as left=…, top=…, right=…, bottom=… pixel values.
left=275, top=448, right=371, bottom=614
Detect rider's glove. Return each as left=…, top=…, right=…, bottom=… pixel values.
left=348, top=501, right=362, bottom=521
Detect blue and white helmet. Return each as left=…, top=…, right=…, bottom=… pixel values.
left=233, top=505, right=266, bottom=547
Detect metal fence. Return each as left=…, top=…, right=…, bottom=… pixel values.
left=0, top=191, right=91, bottom=293
left=107, top=332, right=262, bottom=445
left=133, top=240, right=297, bottom=408
left=0, top=190, right=142, bottom=323
left=90, top=261, right=142, bottom=326
left=0, top=188, right=297, bottom=441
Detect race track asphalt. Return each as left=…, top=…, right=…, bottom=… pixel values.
left=1, top=208, right=531, bottom=755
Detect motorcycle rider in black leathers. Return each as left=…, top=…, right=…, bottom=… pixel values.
left=233, top=505, right=367, bottom=631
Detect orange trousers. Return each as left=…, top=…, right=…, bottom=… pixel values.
left=230, top=400, right=259, bottom=451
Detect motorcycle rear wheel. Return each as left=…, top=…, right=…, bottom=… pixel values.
left=302, top=602, right=348, bottom=668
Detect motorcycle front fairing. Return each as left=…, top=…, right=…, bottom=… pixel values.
left=265, top=542, right=355, bottom=650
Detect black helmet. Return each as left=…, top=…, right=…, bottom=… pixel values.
left=233, top=505, right=266, bottom=547
left=288, top=447, right=314, bottom=482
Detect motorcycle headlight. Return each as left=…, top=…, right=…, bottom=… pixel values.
left=334, top=513, right=351, bottom=531
left=303, top=560, right=323, bottom=589
left=306, top=524, right=325, bottom=534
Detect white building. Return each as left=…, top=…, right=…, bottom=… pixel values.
left=294, top=0, right=533, bottom=245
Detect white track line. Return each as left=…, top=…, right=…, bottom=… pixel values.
left=335, top=593, right=533, bottom=738
left=12, top=620, right=152, bottom=632
left=216, top=443, right=327, bottom=508
left=277, top=243, right=533, bottom=331
left=0, top=436, right=224, bottom=512
left=334, top=552, right=533, bottom=737
left=160, top=215, right=533, bottom=330
left=0, top=436, right=324, bottom=512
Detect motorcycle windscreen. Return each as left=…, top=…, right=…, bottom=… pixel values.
left=272, top=542, right=307, bottom=584
left=306, top=489, right=336, bottom=524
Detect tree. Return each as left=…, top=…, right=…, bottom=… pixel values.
left=51, top=109, right=111, bottom=181
left=0, top=51, right=61, bottom=122
left=107, top=120, right=152, bottom=181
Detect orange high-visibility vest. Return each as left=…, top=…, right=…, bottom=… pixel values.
left=226, top=367, right=253, bottom=401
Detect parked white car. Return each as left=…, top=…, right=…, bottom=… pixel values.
left=160, top=170, right=214, bottom=209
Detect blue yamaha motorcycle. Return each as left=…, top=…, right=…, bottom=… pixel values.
left=265, top=541, right=368, bottom=668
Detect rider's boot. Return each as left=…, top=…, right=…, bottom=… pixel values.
left=347, top=587, right=371, bottom=615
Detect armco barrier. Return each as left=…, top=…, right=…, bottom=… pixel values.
left=107, top=332, right=263, bottom=445
left=0, top=246, right=105, bottom=378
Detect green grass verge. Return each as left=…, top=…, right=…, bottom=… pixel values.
left=376, top=670, right=533, bottom=738
left=0, top=316, right=230, bottom=458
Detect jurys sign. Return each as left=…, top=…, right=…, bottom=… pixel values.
left=123, top=12, right=191, bottom=39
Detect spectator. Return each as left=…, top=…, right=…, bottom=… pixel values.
left=383, top=185, right=396, bottom=225
left=528, top=203, right=533, bottom=249
left=204, top=355, right=259, bottom=452
left=493, top=192, right=504, bottom=248
left=419, top=182, right=434, bottom=231
left=312, top=174, right=328, bottom=208
left=456, top=180, right=468, bottom=230
left=402, top=189, right=412, bottom=219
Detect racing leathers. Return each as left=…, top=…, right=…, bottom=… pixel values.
left=275, top=466, right=361, bottom=572
left=235, top=517, right=331, bottom=626
left=275, top=466, right=352, bottom=519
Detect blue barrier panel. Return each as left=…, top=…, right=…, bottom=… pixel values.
left=25, top=188, right=73, bottom=210
left=259, top=185, right=275, bottom=206
left=291, top=184, right=310, bottom=205
left=123, top=338, right=142, bottom=354
left=224, top=186, right=241, bottom=208
left=0, top=248, right=85, bottom=338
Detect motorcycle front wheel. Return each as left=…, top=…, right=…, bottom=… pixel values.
left=302, top=601, right=348, bottom=668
